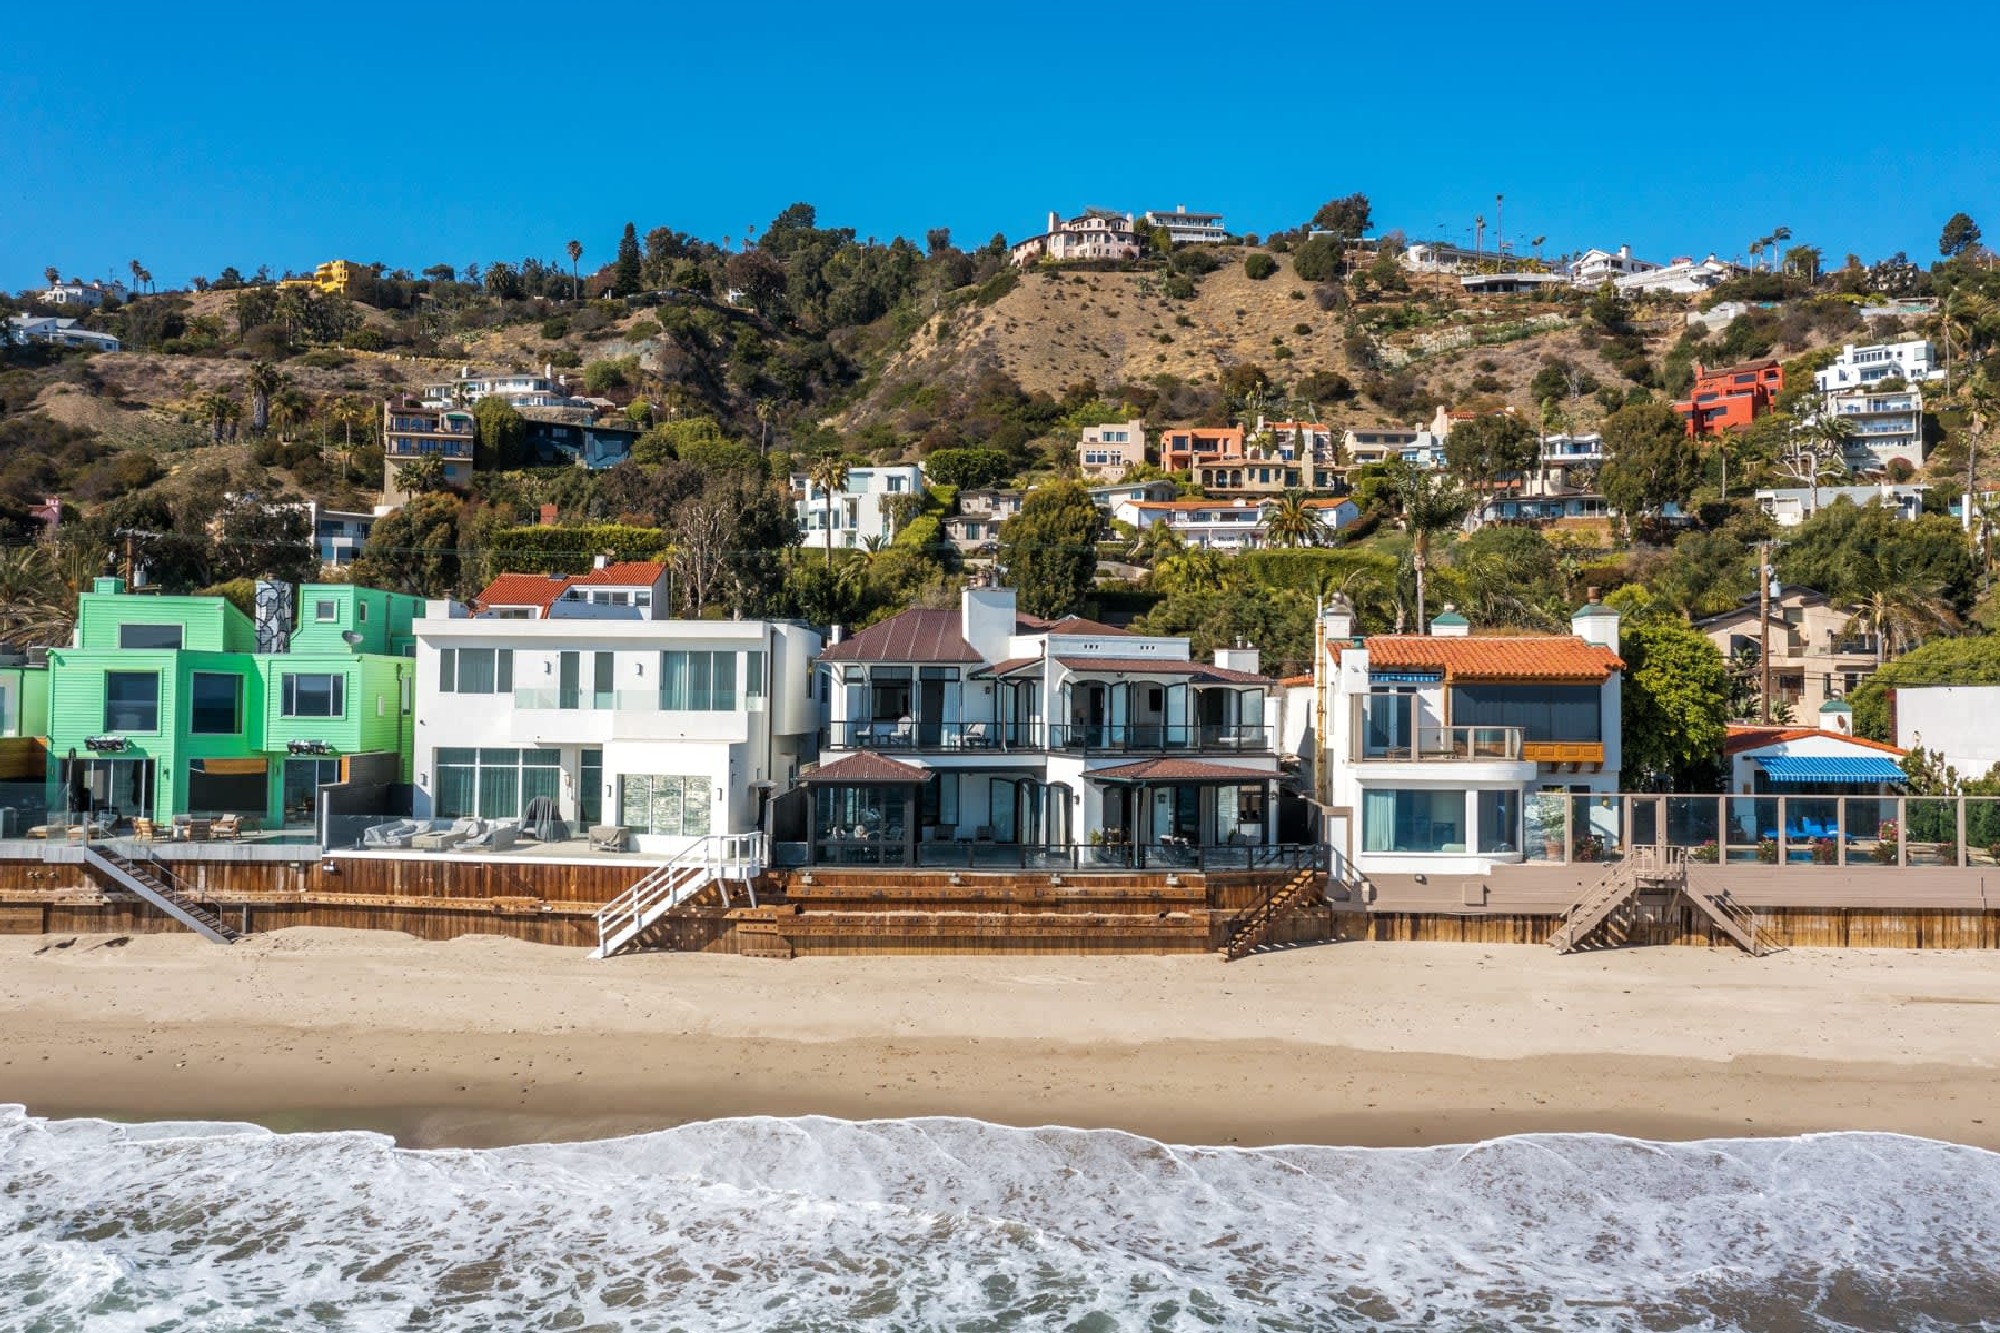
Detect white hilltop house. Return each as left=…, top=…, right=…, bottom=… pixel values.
left=793, top=464, right=925, bottom=551
left=1141, top=206, right=1229, bottom=246
left=1314, top=597, right=1625, bottom=877
left=1813, top=339, right=1945, bottom=393
left=411, top=562, right=822, bottom=853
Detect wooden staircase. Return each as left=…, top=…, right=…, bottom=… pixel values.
left=1219, top=864, right=1326, bottom=961
left=81, top=845, right=240, bottom=944
left=1549, top=846, right=1766, bottom=955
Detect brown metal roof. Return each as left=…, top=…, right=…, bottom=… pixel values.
left=802, top=752, right=931, bottom=784
left=971, top=656, right=1044, bottom=678
left=821, top=608, right=981, bottom=663
left=1053, top=656, right=1273, bottom=685
left=1090, top=758, right=1276, bottom=784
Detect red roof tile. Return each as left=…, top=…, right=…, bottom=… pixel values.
left=1721, top=727, right=1906, bottom=757
left=475, top=572, right=573, bottom=612
left=1359, top=635, right=1623, bottom=682
left=821, top=608, right=981, bottom=663
left=1090, top=757, right=1276, bottom=783
left=803, top=752, right=931, bottom=784
left=574, top=561, right=666, bottom=587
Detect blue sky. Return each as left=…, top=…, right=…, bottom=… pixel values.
left=6, top=1, right=1998, bottom=292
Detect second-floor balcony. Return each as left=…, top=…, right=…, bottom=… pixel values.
left=386, top=436, right=474, bottom=459
left=822, top=719, right=1271, bottom=754
left=1354, top=724, right=1524, bottom=762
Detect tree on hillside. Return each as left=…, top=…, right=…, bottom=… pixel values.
left=245, top=361, right=284, bottom=435
left=923, top=447, right=1012, bottom=491
left=1941, top=212, right=1984, bottom=259
left=1599, top=402, right=1700, bottom=533
left=998, top=480, right=1100, bottom=619
left=1384, top=462, right=1472, bottom=630
left=1449, top=525, right=1564, bottom=629
left=925, top=227, right=952, bottom=256
left=805, top=452, right=852, bottom=569
left=1772, top=408, right=1854, bottom=514
left=1644, top=530, right=1753, bottom=621
left=42, top=266, right=58, bottom=289
left=613, top=223, right=642, bottom=297
left=199, top=389, right=241, bottom=445
left=1263, top=491, right=1324, bottom=549
left=351, top=493, right=463, bottom=597
left=1291, top=234, right=1343, bottom=283
left=1443, top=412, right=1539, bottom=486
left=565, top=239, right=582, bottom=302
left=1775, top=501, right=1976, bottom=625
left=1620, top=613, right=1731, bottom=790
left=1309, top=194, right=1372, bottom=247
left=210, top=495, right=316, bottom=585
left=394, top=453, right=447, bottom=496
left=473, top=396, right=526, bottom=470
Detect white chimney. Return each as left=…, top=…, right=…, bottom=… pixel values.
left=1322, top=594, right=1355, bottom=642
left=1214, top=642, right=1260, bottom=675
left=961, top=585, right=1018, bottom=664
left=1430, top=606, right=1470, bottom=638
left=592, top=553, right=609, bottom=570
left=1047, top=210, right=1060, bottom=233
left=1571, top=597, right=1621, bottom=652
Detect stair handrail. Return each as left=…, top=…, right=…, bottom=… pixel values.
left=1220, top=846, right=1327, bottom=960
left=594, top=831, right=765, bottom=954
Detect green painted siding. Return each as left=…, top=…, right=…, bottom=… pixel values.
left=0, top=666, right=49, bottom=738
left=74, top=586, right=254, bottom=653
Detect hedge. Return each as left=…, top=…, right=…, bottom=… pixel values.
left=488, top=524, right=667, bottom=573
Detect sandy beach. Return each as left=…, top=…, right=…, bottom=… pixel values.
left=2, top=929, right=1998, bottom=1149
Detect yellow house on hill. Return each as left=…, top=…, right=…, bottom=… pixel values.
left=280, top=260, right=368, bottom=296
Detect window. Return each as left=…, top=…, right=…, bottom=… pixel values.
left=1362, top=789, right=1467, bottom=854
left=189, top=673, right=242, bottom=735
left=119, top=624, right=184, bottom=650
left=746, top=650, right=766, bottom=700
left=282, top=673, right=345, bottom=718
left=315, top=600, right=338, bottom=622
left=104, top=672, right=160, bottom=732
left=660, top=650, right=737, bottom=711
left=433, top=747, right=560, bottom=819
left=1477, top=789, right=1520, bottom=855
left=447, top=648, right=512, bottom=695
left=438, top=648, right=456, bottom=692
left=619, top=774, right=712, bottom=837
left=357, top=602, right=367, bottom=622
left=187, top=758, right=268, bottom=817
left=1450, top=684, right=1601, bottom=743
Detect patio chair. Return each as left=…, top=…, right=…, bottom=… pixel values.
left=361, top=818, right=425, bottom=849
left=589, top=824, right=629, bottom=852
left=413, top=818, right=482, bottom=852
left=961, top=722, right=992, bottom=749
left=884, top=718, right=913, bottom=747
left=458, top=821, right=518, bottom=853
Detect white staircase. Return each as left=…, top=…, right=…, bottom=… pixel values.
left=592, top=832, right=765, bottom=959
left=81, top=844, right=240, bottom=944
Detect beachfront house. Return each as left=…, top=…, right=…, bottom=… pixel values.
left=411, top=566, right=822, bottom=852
left=804, top=584, right=1287, bottom=866
left=44, top=579, right=422, bottom=832
left=1315, top=597, right=1625, bottom=875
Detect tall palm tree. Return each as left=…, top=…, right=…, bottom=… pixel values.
left=1263, top=491, right=1323, bottom=549
left=1848, top=584, right=1961, bottom=664
left=129, top=260, right=144, bottom=296
left=1388, top=464, right=1473, bottom=630
left=42, top=266, right=58, bottom=290
left=805, top=453, right=851, bottom=568
left=1132, top=519, right=1186, bottom=567
left=246, top=361, right=285, bottom=435
left=566, top=239, right=583, bottom=303
left=270, top=388, right=312, bottom=439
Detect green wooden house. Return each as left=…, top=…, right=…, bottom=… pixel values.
left=45, top=578, right=421, bottom=830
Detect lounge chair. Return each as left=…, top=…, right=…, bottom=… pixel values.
left=589, top=824, right=629, bottom=852
left=414, top=818, right=482, bottom=852
left=361, top=818, right=425, bottom=849
left=458, top=821, right=518, bottom=853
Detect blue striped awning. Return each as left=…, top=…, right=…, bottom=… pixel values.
left=1753, top=755, right=1907, bottom=784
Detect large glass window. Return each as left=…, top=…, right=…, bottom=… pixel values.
left=1362, top=789, right=1467, bottom=854
left=1477, top=789, right=1521, bottom=855
left=619, top=775, right=712, bottom=836
left=119, top=624, right=183, bottom=650
left=1450, top=684, right=1601, bottom=743
left=746, top=650, right=766, bottom=701
left=282, top=673, right=345, bottom=718
left=189, top=673, right=243, bottom=735
left=448, top=648, right=512, bottom=695
left=187, top=758, right=267, bottom=817
left=433, top=747, right=559, bottom=819
left=104, top=672, right=159, bottom=732
left=660, top=651, right=737, bottom=711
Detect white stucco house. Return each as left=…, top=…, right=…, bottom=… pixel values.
left=793, top=465, right=925, bottom=551
left=1813, top=339, right=1944, bottom=392
left=411, top=563, right=823, bottom=853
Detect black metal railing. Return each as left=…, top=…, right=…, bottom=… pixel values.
left=807, top=838, right=1320, bottom=872
left=822, top=721, right=1041, bottom=751
left=821, top=721, right=1270, bottom=754
left=1047, top=723, right=1271, bottom=753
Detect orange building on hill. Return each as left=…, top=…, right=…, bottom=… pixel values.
left=1673, top=359, right=1783, bottom=437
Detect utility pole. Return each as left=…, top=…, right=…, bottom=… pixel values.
left=1758, top=541, right=1773, bottom=724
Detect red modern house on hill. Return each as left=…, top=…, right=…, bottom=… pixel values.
left=1672, top=359, right=1783, bottom=437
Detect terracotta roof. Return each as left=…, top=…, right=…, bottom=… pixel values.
left=1721, top=727, right=1907, bottom=757
left=1045, top=616, right=1130, bottom=636
left=1277, top=673, right=1313, bottom=688
left=1090, top=757, right=1275, bottom=783
left=1054, top=656, right=1273, bottom=685
left=821, top=608, right=981, bottom=663
left=802, top=752, right=931, bottom=784
left=475, top=572, right=573, bottom=612
left=574, top=561, right=666, bottom=587
left=1358, top=635, right=1623, bottom=682
left=1126, top=498, right=1272, bottom=512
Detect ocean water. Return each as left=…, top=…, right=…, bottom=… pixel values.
left=2, top=1106, right=1998, bottom=1332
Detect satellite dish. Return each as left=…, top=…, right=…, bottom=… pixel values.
left=341, top=630, right=364, bottom=646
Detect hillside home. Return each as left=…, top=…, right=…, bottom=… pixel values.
left=1695, top=587, right=1883, bottom=718
left=1114, top=496, right=1357, bottom=549
left=1141, top=207, right=1229, bottom=246
left=1158, top=426, right=1247, bottom=480
left=1259, top=419, right=1341, bottom=490
left=42, top=279, right=126, bottom=309
left=807, top=586, right=1284, bottom=865
left=278, top=260, right=368, bottom=297
left=1087, top=479, right=1178, bottom=514
left=1823, top=388, right=1926, bottom=472
left=793, top=465, right=925, bottom=551
left=1343, top=424, right=1447, bottom=469
left=1570, top=246, right=1660, bottom=287
left=1672, top=359, right=1783, bottom=437
left=380, top=401, right=476, bottom=503
left=1754, top=485, right=1925, bottom=528
left=1314, top=597, right=1624, bottom=875
left=945, top=489, right=1026, bottom=555
left=411, top=583, right=821, bottom=853
left=1078, top=419, right=1148, bottom=480
left=519, top=417, right=640, bottom=469
left=44, top=579, right=421, bottom=831
left=1813, top=339, right=1944, bottom=393
left=419, top=370, right=583, bottom=410
left=1009, top=210, right=1142, bottom=266
left=2, top=316, right=120, bottom=352
left=474, top=560, right=671, bottom=620
left=1614, top=255, right=1738, bottom=296
left=306, top=501, right=385, bottom=570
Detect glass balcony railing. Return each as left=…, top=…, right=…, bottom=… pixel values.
left=1353, top=725, right=1524, bottom=762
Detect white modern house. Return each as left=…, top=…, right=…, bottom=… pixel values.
left=4, top=315, right=120, bottom=352
left=1825, top=388, right=1926, bottom=472
left=1614, top=255, right=1738, bottom=296
left=1113, top=496, right=1358, bottom=549
left=1754, top=485, right=1926, bottom=527
left=1343, top=424, right=1447, bottom=469
left=419, top=369, right=584, bottom=410
left=1813, top=339, right=1944, bottom=392
left=1315, top=597, right=1624, bottom=876
left=42, top=279, right=127, bottom=309
left=794, top=465, right=925, bottom=551
left=411, top=566, right=822, bottom=852
left=1141, top=207, right=1229, bottom=246
left=805, top=585, right=1285, bottom=865
left=1571, top=246, right=1660, bottom=287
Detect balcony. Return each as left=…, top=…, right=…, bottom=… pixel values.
left=506, top=688, right=749, bottom=743
left=824, top=719, right=1037, bottom=752
left=1049, top=723, right=1270, bottom=753
left=1353, top=724, right=1524, bottom=762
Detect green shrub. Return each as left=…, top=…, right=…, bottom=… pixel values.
left=1244, top=253, right=1278, bottom=281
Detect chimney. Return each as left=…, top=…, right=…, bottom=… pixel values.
left=253, top=579, right=294, bottom=654
left=1571, top=595, right=1621, bottom=653
left=538, top=503, right=559, bottom=527
left=1618, top=244, right=1631, bottom=259
left=1429, top=605, right=1470, bottom=638
left=592, top=553, right=609, bottom=570
left=961, top=584, right=1018, bottom=663
left=829, top=624, right=846, bottom=645
left=1818, top=699, right=1854, bottom=735
left=1322, top=594, right=1356, bottom=642
left=1214, top=641, right=1260, bottom=675
left=1048, top=210, right=1060, bottom=233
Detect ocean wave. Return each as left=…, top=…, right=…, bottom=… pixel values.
left=3, top=1105, right=1998, bottom=1331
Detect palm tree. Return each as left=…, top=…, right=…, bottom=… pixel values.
left=566, top=239, right=583, bottom=302
left=1263, top=491, right=1323, bottom=549
left=42, top=266, right=58, bottom=290
left=246, top=361, right=285, bottom=434
left=1779, top=409, right=1857, bottom=514
left=805, top=452, right=851, bottom=568
left=270, top=387, right=312, bottom=439
left=1132, top=519, right=1186, bottom=567
left=1388, top=464, right=1473, bottom=630
left=129, top=260, right=144, bottom=296
left=1848, top=584, right=1961, bottom=664
left=199, top=389, right=238, bottom=444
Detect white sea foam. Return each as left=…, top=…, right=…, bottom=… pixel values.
left=2, top=1103, right=1998, bottom=1331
